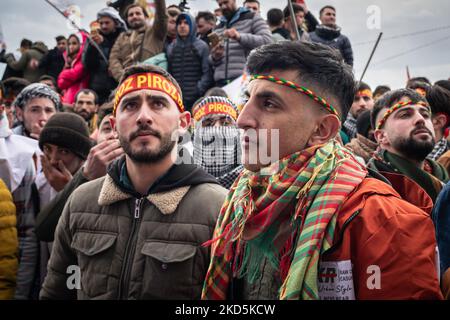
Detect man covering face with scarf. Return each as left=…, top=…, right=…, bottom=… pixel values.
left=201, top=41, right=442, bottom=300
left=192, top=96, right=243, bottom=189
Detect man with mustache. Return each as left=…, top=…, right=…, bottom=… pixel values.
left=73, top=89, right=99, bottom=134
left=202, top=42, right=442, bottom=300
left=109, top=0, right=167, bottom=82
left=342, top=81, right=374, bottom=141
left=368, top=88, right=449, bottom=203
left=40, top=64, right=227, bottom=300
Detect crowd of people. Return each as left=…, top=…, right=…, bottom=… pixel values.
left=0, top=0, right=450, bottom=300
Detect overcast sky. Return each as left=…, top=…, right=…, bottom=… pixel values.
left=0, top=0, right=449, bottom=89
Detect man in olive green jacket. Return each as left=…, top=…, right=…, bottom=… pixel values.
left=40, top=64, right=227, bottom=299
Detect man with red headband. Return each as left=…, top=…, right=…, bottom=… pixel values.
left=202, top=41, right=442, bottom=300
left=40, top=64, right=227, bottom=300
left=342, top=81, right=374, bottom=141
left=368, top=88, right=448, bottom=204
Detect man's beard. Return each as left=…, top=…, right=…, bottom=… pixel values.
left=129, top=20, right=145, bottom=30
left=119, top=124, right=176, bottom=163
left=392, top=128, right=435, bottom=162
left=223, top=8, right=236, bottom=21
left=76, top=110, right=94, bottom=122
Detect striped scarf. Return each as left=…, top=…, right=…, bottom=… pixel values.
left=202, top=140, right=367, bottom=300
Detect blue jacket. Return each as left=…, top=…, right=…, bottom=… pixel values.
left=167, top=13, right=213, bottom=111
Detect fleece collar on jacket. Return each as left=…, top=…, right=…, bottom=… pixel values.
left=98, top=155, right=219, bottom=214
left=98, top=174, right=191, bottom=215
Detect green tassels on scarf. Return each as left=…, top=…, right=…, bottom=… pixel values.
left=202, top=140, right=367, bottom=300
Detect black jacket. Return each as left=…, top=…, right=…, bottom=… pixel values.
left=310, top=25, right=354, bottom=66
left=39, top=47, right=65, bottom=81
left=82, top=29, right=123, bottom=104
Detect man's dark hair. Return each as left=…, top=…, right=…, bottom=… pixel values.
left=196, top=11, right=216, bottom=24
left=373, top=85, right=391, bottom=98
left=356, top=81, right=371, bottom=92
left=356, top=109, right=372, bottom=138
left=97, top=101, right=114, bottom=126
left=370, top=88, right=427, bottom=129
left=244, top=0, right=260, bottom=5
left=205, top=87, right=228, bottom=98
left=20, top=38, right=32, bottom=49
left=118, top=64, right=183, bottom=101
left=319, top=5, right=336, bottom=16
left=246, top=41, right=356, bottom=121
left=267, top=8, right=284, bottom=27
left=407, top=81, right=430, bottom=94
left=435, top=80, right=450, bottom=93
left=39, top=75, right=57, bottom=87
left=74, top=88, right=99, bottom=105
left=124, top=3, right=149, bottom=19
left=408, top=76, right=431, bottom=86
left=426, top=85, right=450, bottom=117
left=55, top=35, right=66, bottom=42
left=283, top=3, right=304, bottom=19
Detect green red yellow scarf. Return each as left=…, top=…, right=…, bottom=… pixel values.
left=201, top=140, right=367, bottom=300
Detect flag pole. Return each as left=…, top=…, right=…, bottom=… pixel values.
left=287, top=0, right=301, bottom=40
left=359, top=32, right=383, bottom=83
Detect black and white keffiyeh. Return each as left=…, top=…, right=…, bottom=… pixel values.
left=427, top=137, right=449, bottom=161
left=193, top=126, right=242, bottom=188
left=13, top=83, right=61, bottom=110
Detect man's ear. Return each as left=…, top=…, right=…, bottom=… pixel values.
left=373, top=129, right=388, bottom=146
left=307, top=114, right=341, bottom=146
left=109, top=116, right=116, bottom=131
left=178, top=111, right=191, bottom=134
left=16, top=107, right=24, bottom=122
left=432, top=113, right=447, bottom=132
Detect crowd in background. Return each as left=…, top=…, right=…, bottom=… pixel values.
left=1, top=0, right=450, bottom=300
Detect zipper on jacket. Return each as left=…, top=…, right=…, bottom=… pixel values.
left=117, top=197, right=144, bottom=299
left=322, top=210, right=361, bottom=256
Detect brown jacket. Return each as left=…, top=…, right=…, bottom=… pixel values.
left=40, top=163, right=227, bottom=300
left=109, top=0, right=167, bottom=81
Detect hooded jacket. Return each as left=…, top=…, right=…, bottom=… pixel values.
left=210, top=7, right=272, bottom=84
left=310, top=25, right=354, bottom=66
left=167, top=13, right=213, bottom=111
left=40, top=157, right=227, bottom=299
left=82, top=10, right=126, bottom=104
left=5, top=42, right=49, bottom=83
left=58, top=32, right=90, bottom=105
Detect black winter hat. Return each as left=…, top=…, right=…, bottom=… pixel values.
left=39, top=113, right=93, bottom=160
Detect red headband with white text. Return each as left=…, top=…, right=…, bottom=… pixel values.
left=113, top=73, right=184, bottom=115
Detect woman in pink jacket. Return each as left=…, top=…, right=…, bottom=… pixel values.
left=57, top=32, right=90, bottom=107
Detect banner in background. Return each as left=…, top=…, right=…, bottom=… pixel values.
left=48, top=0, right=82, bottom=30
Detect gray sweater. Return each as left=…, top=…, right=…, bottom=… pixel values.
left=210, top=7, right=272, bottom=83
